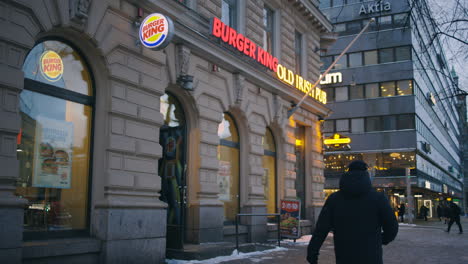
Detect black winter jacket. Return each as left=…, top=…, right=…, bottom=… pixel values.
left=307, top=170, right=398, bottom=264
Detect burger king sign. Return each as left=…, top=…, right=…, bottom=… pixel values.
left=139, top=13, right=174, bottom=50
left=40, top=50, right=63, bottom=82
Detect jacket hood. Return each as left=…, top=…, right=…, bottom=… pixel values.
left=339, top=169, right=372, bottom=197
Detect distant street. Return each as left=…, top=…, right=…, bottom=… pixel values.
left=217, top=218, right=468, bottom=264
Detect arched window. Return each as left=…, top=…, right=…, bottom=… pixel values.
left=217, top=113, right=240, bottom=223
left=262, top=128, right=276, bottom=216
left=16, top=40, right=93, bottom=239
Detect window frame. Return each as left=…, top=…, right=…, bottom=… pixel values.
left=294, top=30, right=303, bottom=75
left=21, top=38, right=96, bottom=240
left=262, top=5, right=275, bottom=54
left=221, top=0, right=238, bottom=30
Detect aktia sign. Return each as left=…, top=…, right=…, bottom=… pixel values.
left=359, top=1, right=391, bottom=15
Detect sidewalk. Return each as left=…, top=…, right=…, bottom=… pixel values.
left=405, top=216, right=468, bottom=230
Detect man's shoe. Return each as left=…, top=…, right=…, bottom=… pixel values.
left=445, top=230, right=449, bottom=233
left=459, top=232, right=463, bottom=234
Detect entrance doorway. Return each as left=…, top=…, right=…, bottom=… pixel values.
left=159, top=93, right=187, bottom=249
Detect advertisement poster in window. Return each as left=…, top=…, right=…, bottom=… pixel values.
left=218, top=160, right=231, bottom=201
left=32, top=116, right=73, bottom=189
left=280, top=199, right=301, bottom=238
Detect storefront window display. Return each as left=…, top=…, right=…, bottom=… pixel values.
left=217, top=114, right=240, bottom=223
left=262, top=128, right=276, bottom=217
left=16, top=40, right=93, bottom=238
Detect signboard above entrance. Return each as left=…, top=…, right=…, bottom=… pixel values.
left=210, top=17, right=327, bottom=105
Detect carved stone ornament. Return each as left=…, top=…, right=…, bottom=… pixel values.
left=177, top=45, right=191, bottom=76
left=69, top=0, right=91, bottom=23
left=234, top=74, right=245, bottom=105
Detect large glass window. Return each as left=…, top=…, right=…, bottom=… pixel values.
left=348, top=52, right=362, bottom=67
left=382, top=115, right=397, bottom=131
left=364, top=50, right=378, bottom=65
left=350, top=84, right=364, bottom=100
left=395, top=46, right=411, bottom=61
left=365, top=83, right=379, bottom=98
left=347, top=20, right=361, bottom=34
left=323, top=87, right=335, bottom=102
left=379, top=48, right=394, bottom=63
left=397, top=114, right=415, bottom=130
left=336, top=119, right=349, bottom=132
left=378, top=15, right=393, bottom=29
left=321, top=56, right=333, bottom=71
left=324, top=120, right=335, bottom=133
left=262, top=128, right=276, bottom=217
left=351, top=118, right=365, bottom=133
left=334, top=23, right=346, bottom=33
left=17, top=40, right=93, bottom=238
left=295, top=31, right=303, bottom=74
left=221, top=0, right=237, bottom=29
left=335, top=86, right=349, bottom=101
left=366, top=116, right=381, bottom=132
left=217, top=114, right=240, bottom=223
left=334, top=55, right=347, bottom=69
left=397, top=80, right=413, bottom=95
left=262, top=6, right=275, bottom=54
left=381, top=81, right=396, bottom=97
left=394, top=13, right=409, bottom=27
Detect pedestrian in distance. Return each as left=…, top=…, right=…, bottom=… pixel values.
left=307, top=160, right=398, bottom=264
left=445, top=201, right=463, bottom=234
left=436, top=204, right=443, bottom=221
left=420, top=204, right=428, bottom=221
left=398, top=203, right=406, bottom=223
left=442, top=203, right=450, bottom=224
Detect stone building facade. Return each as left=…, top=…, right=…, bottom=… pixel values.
left=0, top=0, right=333, bottom=263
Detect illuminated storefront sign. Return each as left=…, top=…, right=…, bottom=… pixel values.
left=324, top=133, right=351, bottom=146
left=319, top=72, right=342, bottom=85
left=139, top=13, right=174, bottom=50
left=40, top=51, right=63, bottom=82
left=211, top=17, right=327, bottom=105
left=359, top=1, right=391, bottom=15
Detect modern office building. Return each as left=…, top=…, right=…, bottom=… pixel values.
left=0, top=0, right=334, bottom=263
left=319, top=0, right=464, bottom=218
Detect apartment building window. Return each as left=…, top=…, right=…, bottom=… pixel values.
left=381, top=82, right=396, bottom=97
left=365, top=83, right=379, bottom=98
left=335, top=86, right=349, bottom=101
left=382, top=116, right=397, bottom=130
left=366, top=117, right=381, bottom=132
left=347, top=20, right=362, bottom=34
left=350, top=85, right=364, bottom=100
left=394, top=13, right=409, bottom=27
left=295, top=31, right=303, bottom=74
left=221, top=0, right=237, bottom=29
left=364, top=50, right=378, bottom=65
left=379, top=48, right=394, bottom=63
left=336, top=119, right=349, bottom=132
left=262, top=6, right=275, bottom=54
left=348, top=52, right=362, bottom=67
left=324, top=120, right=335, bottom=133
left=395, top=46, right=411, bottom=61
left=351, top=118, right=365, bottom=133
left=334, top=55, right=347, bottom=69
left=323, top=87, right=335, bottom=102
left=397, top=80, right=413, bottom=95
left=321, top=56, right=333, bottom=71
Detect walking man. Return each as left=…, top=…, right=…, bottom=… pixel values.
left=446, top=201, right=463, bottom=234
left=398, top=203, right=406, bottom=223
left=436, top=204, right=443, bottom=221
left=307, top=161, right=398, bottom=264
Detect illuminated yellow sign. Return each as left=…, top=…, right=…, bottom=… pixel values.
left=319, top=72, right=342, bottom=85
left=276, top=64, right=327, bottom=104
left=324, top=133, right=351, bottom=145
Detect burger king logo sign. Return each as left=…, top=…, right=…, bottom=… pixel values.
left=40, top=51, right=63, bottom=82
left=139, top=13, right=174, bottom=50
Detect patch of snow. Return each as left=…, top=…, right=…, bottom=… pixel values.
left=399, top=223, right=417, bottom=227
left=165, top=247, right=288, bottom=264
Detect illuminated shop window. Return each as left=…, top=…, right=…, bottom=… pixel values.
left=262, top=128, right=277, bottom=217
left=217, top=114, right=240, bottom=223
left=380, top=81, right=396, bottom=97
left=221, top=0, right=237, bottom=29
left=397, top=80, right=413, bottom=95
left=17, top=40, right=93, bottom=238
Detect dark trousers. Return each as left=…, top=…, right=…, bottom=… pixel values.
left=447, top=217, right=463, bottom=233
left=423, top=215, right=427, bottom=221
left=399, top=215, right=404, bottom=222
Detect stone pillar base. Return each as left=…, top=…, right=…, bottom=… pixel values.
left=186, top=205, right=224, bottom=243
left=0, top=199, right=26, bottom=264
left=93, top=207, right=166, bottom=264
left=306, top=205, right=323, bottom=232
left=241, top=206, right=268, bottom=243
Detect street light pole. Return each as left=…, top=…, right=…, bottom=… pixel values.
left=406, top=167, right=414, bottom=224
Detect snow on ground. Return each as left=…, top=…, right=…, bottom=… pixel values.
left=398, top=223, right=417, bottom=227
left=165, top=247, right=288, bottom=264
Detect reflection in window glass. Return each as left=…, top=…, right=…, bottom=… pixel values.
left=324, top=120, right=335, bottom=133
left=348, top=52, right=362, bottom=67
left=17, top=90, right=92, bottom=233
left=22, top=41, right=92, bottom=96
left=364, top=50, right=378, bottom=65
left=397, top=80, right=413, bottom=95
left=262, top=128, right=276, bottom=217
left=351, top=118, right=365, bottom=133
left=336, top=119, right=349, bottom=132
left=321, top=56, right=333, bottom=71
left=381, top=82, right=396, bottom=97
left=398, top=114, right=415, bottom=129
left=382, top=115, right=397, bottom=130
left=324, top=153, right=364, bottom=178
left=221, top=0, right=237, bottom=29
left=160, top=93, right=185, bottom=127
left=350, top=85, right=364, bottom=100
left=378, top=15, right=392, bottom=28
left=379, top=48, right=394, bottom=63
left=395, top=46, right=411, bottom=61
left=335, top=86, right=348, bottom=101
left=334, top=55, right=347, bottom=69
left=365, top=83, right=379, bottom=98
left=217, top=114, right=240, bottom=223
left=347, top=20, right=361, bottom=34
left=366, top=116, right=381, bottom=132
left=394, top=13, right=409, bottom=27
left=323, top=87, right=334, bottom=102
left=334, top=23, right=346, bottom=33
left=262, top=6, right=275, bottom=54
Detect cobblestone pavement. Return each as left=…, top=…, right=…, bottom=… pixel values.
left=219, top=218, right=468, bottom=264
